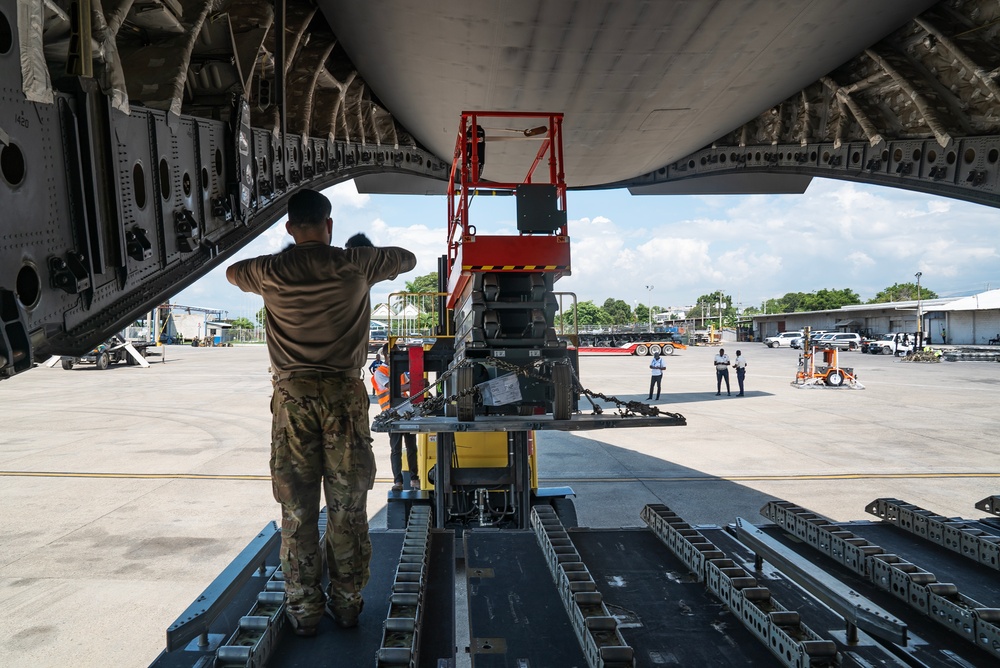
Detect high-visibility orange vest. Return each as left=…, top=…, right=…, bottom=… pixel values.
left=399, top=372, right=410, bottom=398
left=372, top=363, right=391, bottom=411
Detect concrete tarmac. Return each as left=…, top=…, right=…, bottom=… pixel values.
left=2, top=343, right=1000, bottom=666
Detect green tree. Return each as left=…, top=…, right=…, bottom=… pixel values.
left=761, top=297, right=784, bottom=313
left=559, top=300, right=612, bottom=328
left=761, top=289, right=859, bottom=313
left=867, top=282, right=938, bottom=303
left=695, top=291, right=733, bottom=312
left=416, top=311, right=437, bottom=330
left=690, top=291, right=737, bottom=325
left=767, top=292, right=806, bottom=313
left=634, top=303, right=650, bottom=324
left=799, top=288, right=861, bottom=311
left=228, top=317, right=255, bottom=330
left=601, top=298, right=633, bottom=326
left=405, top=272, right=439, bottom=294
left=256, top=306, right=267, bottom=326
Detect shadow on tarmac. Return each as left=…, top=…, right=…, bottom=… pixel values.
left=365, top=437, right=786, bottom=528
left=588, top=390, right=772, bottom=406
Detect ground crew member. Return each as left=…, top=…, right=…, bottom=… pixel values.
left=646, top=350, right=665, bottom=401
left=368, top=353, right=383, bottom=396
left=371, top=352, right=418, bottom=490
left=372, top=356, right=391, bottom=410
left=733, top=350, right=747, bottom=396
left=226, top=188, right=416, bottom=636
left=714, top=348, right=731, bottom=396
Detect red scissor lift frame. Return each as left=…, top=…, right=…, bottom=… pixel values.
left=445, top=111, right=571, bottom=308
left=440, top=111, right=577, bottom=422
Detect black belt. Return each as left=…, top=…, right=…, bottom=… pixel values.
left=274, top=370, right=354, bottom=382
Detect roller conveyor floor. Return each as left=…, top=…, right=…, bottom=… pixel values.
left=151, top=509, right=1000, bottom=667
left=735, top=522, right=1000, bottom=667
left=566, top=528, right=780, bottom=665
left=465, top=531, right=589, bottom=667
left=268, top=531, right=455, bottom=668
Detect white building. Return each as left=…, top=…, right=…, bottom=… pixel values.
left=938, top=290, right=1000, bottom=345
left=156, top=304, right=230, bottom=343
left=653, top=305, right=692, bottom=324
left=169, top=313, right=231, bottom=343
left=750, top=289, right=1000, bottom=345
left=371, top=302, right=422, bottom=333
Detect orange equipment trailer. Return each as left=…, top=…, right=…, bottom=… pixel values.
left=792, top=346, right=864, bottom=389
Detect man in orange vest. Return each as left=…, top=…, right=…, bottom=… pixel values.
left=371, top=357, right=391, bottom=411
left=371, top=349, right=418, bottom=491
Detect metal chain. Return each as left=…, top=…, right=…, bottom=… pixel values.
left=373, top=354, right=684, bottom=427
left=372, top=358, right=473, bottom=429
left=561, top=360, right=684, bottom=420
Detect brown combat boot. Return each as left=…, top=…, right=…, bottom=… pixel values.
left=286, top=612, right=318, bottom=637
left=325, top=598, right=364, bottom=629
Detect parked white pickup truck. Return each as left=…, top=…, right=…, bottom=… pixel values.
left=868, top=332, right=916, bottom=356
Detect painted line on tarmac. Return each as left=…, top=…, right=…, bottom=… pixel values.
left=2, top=470, right=1000, bottom=483
left=541, top=472, right=1000, bottom=482
left=0, top=470, right=411, bottom=484
left=0, top=471, right=272, bottom=481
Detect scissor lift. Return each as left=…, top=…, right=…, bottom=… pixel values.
left=377, top=113, right=688, bottom=533
left=380, top=113, right=585, bottom=532
left=445, top=111, right=577, bottom=421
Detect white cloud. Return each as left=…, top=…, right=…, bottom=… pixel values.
left=926, top=200, right=950, bottom=214
left=176, top=177, right=1000, bottom=317
left=326, top=181, right=371, bottom=211
left=846, top=251, right=875, bottom=269
left=365, top=219, right=447, bottom=304
left=567, top=179, right=1000, bottom=305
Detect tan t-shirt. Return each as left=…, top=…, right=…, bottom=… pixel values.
left=228, top=241, right=416, bottom=375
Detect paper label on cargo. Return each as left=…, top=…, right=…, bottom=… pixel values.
left=478, top=373, right=522, bottom=406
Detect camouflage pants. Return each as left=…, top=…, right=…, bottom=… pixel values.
left=270, top=374, right=376, bottom=626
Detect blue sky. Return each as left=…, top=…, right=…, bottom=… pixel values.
left=175, top=178, right=1000, bottom=321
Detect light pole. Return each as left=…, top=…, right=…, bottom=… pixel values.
left=915, top=271, right=923, bottom=345
left=718, top=292, right=723, bottom=340
left=645, top=285, right=653, bottom=332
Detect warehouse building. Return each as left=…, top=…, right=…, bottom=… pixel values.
left=751, top=289, right=1000, bottom=346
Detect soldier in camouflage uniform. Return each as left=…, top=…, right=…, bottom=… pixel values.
left=227, top=188, right=416, bottom=635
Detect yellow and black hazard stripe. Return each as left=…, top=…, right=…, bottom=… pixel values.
left=462, top=265, right=569, bottom=271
